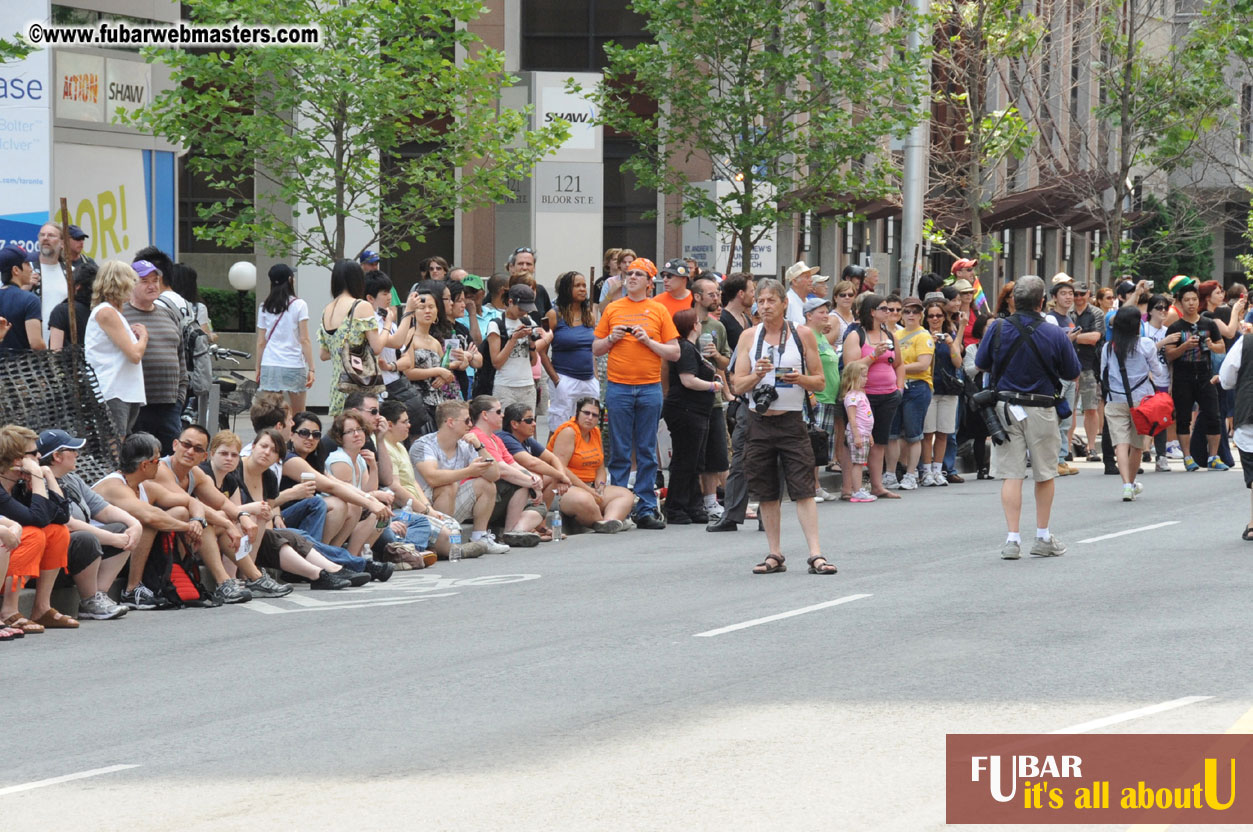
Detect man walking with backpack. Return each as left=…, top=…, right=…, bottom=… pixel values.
left=974, top=276, right=1081, bottom=560
left=124, top=260, right=187, bottom=454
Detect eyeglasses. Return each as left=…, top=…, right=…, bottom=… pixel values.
left=343, top=428, right=365, bottom=436
left=294, top=428, right=322, bottom=439
left=363, top=407, right=380, bottom=415
left=837, top=292, right=855, bottom=298
left=176, top=439, right=207, bottom=455
left=520, top=417, right=536, bottom=424
left=578, top=410, right=600, bottom=418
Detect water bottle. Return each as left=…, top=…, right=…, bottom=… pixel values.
left=397, top=498, right=415, bottom=525
left=446, top=516, right=462, bottom=561
left=550, top=494, right=562, bottom=544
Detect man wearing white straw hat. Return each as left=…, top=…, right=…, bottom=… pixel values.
left=784, top=261, right=820, bottom=325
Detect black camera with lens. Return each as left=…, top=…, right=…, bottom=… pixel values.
left=970, top=387, right=1009, bottom=446
left=749, top=383, right=779, bottom=415
left=521, top=316, right=544, bottom=342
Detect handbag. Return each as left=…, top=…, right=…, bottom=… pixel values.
left=256, top=303, right=289, bottom=383
left=1110, top=350, right=1174, bottom=436
left=337, top=300, right=382, bottom=391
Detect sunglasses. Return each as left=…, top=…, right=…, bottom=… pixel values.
left=23, top=449, right=39, bottom=458
left=1152, top=305, right=1169, bottom=312
left=837, top=292, right=855, bottom=298
left=362, top=407, right=380, bottom=415
left=874, top=305, right=888, bottom=312
left=177, top=439, right=207, bottom=455
left=491, top=408, right=503, bottom=414
left=294, top=428, right=322, bottom=439
left=462, top=417, right=474, bottom=426
left=925, top=313, right=945, bottom=319
left=902, top=308, right=921, bottom=315
left=519, top=417, right=536, bottom=424
left=578, top=410, right=601, bottom=418
left=513, top=246, right=535, bottom=255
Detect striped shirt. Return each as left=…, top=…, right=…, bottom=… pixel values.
left=123, top=301, right=187, bottom=404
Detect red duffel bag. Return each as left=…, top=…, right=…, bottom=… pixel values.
left=1131, top=391, right=1174, bottom=436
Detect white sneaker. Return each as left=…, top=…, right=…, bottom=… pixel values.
left=1166, top=441, right=1183, bottom=460
left=813, top=491, right=826, bottom=503
left=919, top=470, right=934, bottom=487
left=1133, top=481, right=1144, bottom=496
left=882, top=472, right=899, bottom=489
left=933, top=468, right=949, bottom=486
left=814, top=487, right=836, bottom=502
left=850, top=489, right=877, bottom=503
left=1155, top=457, right=1171, bottom=472
left=898, top=473, right=918, bottom=490
left=705, top=502, right=725, bottom=520
left=1122, top=483, right=1136, bottom=502
left=475, top=533, right=511, bottom=554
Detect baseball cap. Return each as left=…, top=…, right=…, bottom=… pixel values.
left=36, top=429, right=86, bottom=458
left=1073, top=282, right=1091, bottom=294
left=358, top=249, right=380, bottom=264
left=1116, top=280, right=1137, bottom=297
left=268, top=263, right=294, bottom=284
left=803, top=297, right=831, bottom=315
left=460, top=274, right=484, bottom=291
left=132, top=260, right=158, bottom=278
left=951, top=258, right=977, bottom=274
left=0, top=243, right=28, bottom=277
left=507, top=284, right=537, bottom=312
left=1051, top=272, right=1074, bottom=286
left=67, top=224, right=88, bottom=240
left=813, top=274, right=830, bottom=284
left=952, top=279, right=974, bottom=293
left=660, top=258, right=689, bottom=278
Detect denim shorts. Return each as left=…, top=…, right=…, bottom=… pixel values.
left=260, top=364, right=307, bottom=393
left=889, top=380, right=933, bottom=442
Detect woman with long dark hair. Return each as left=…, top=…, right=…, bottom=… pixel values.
left=842, top=293, right=903, bottom=498
left=542, top=271, right=598, bottom=429
left=318, top=259, right=385, bottom=415
left=419, top=278, right=455, bottom=343
left=662, top=308, right=721, bottom=524
left=1102, top=305, right=1169, bottom=500
left=396, top=282, right=463, bottom=412
left=257, top=264, right=314, bottom=413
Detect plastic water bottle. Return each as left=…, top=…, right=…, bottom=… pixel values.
left=397, top=499, right=415, bottom=525
left=446, top=516, right=462, bottom=561
left=550, top=495, right=562, bottom=544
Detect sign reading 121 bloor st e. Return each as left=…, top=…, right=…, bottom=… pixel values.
left=947, top=734, right=1253, bottom=824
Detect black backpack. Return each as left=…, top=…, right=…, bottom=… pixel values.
left=141, top=532, right=219, bottom=609
left=157, top=296, right=213, bottom=395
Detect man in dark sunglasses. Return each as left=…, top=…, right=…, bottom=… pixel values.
left=498, top=402, right=573, bottom=503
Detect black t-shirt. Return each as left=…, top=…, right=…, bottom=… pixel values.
left=1205, top=307, right=1237, bottom=352
left=721, top=308, right=749, bottom=351
left=49, top=298, right=90, bottom=344
left=0, top=284, right=42, bottom=351
left=666, top=338, right=716, bottom=413
left=220, top=467, right=279, bottom=504
left=1167, top=316, right=1221, bottom=370
left=280, top=450, right=325, bottom=490
left=1070, top=306, right=1102, bottom=371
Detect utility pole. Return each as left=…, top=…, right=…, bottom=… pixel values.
left=899, top=0, right=932, bottom=294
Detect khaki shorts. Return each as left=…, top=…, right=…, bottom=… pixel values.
left=992, top=402, right=1061, bottom=482
left=923, top=394, right=959, bottom=435
left=1104, top=401, right=1147, bottom=449
left=1078, top=369, right=1101, bottom=412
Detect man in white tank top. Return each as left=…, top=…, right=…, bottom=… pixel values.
left=731, top=279, right=836, bottom=576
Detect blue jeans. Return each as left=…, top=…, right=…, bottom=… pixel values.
left=889, top=381, right=932, bottom=443
left=606, top=380, right=663, bottom=514
left=944, top=396, right=962, bottom=472
left=282, top=497, right=326, bottom=541
left=134, top=402, right=182, bottom=455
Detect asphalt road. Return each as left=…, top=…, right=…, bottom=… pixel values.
left=4, top=458, right=1253, bottom=831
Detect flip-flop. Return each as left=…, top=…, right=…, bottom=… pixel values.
left=33, top=609, right=79, bottom=629
left=752, top=555, right=786, bottom=574
left=0, top=626, right=23, bottom=641
left=871, top=490, right=902, bottom=500
left=839, top=493, right=854, bottom=502
left=1242, top=526, right=1253, bottom=542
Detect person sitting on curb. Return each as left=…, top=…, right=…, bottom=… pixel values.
left=39, top=429, right=137, bottom=620
left=0, top=424, right=73, bottom=632
left=153, top=424, right=292, bottom=599
left=468, top=395, right=545, bottom=546
left=546, top=397, right=637, bottom=533
left=409, top=400, right=510, bottom=554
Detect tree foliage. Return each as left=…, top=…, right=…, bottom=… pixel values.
left=591, top=0, right=925, bottom=272
left=128, top=0, right=567, bottom=265
left=0, top=32, right=33, bottom=63
left=1130, top=192, right=1213, bottom=289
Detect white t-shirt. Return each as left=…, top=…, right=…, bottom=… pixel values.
left=257, top=297, right=310, bottom=369
left=39, top=261, right=66, bottom=341
left=785, top=289, right=806, bottom=326
left=495, top=316, right=536, bottom=387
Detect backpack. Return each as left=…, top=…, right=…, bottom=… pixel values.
left=471, top=316, right=510, bottom=398
left=158, top=296, right=213, bottom=396
left=141, top=531, right=219, bottom=609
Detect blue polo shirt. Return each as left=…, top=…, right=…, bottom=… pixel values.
left=974, top=313, right=1082, bottom=396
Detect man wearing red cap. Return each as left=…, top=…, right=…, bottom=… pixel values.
left=593, top=258, right=680, bottom=529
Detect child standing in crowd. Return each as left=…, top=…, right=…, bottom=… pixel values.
left=841, top=363, right=875, bottom=503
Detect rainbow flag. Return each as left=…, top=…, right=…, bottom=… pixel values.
left=970, top=276, right=989, bottom=311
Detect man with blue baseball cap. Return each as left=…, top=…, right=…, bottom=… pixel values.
left=0, top=244, right=45, bottom=351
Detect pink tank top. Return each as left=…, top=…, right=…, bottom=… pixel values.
left=860, top=338, right=898, bottom=395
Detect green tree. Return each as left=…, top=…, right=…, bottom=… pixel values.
left=591, top=0, right=924, bottom=273
left=128, top=0, right=567, bottom=265
left=927, top=0, right=1042, bottom=264
left=0, top=33, right=32, bottom=63
left=1130, top=192, right=1213, bottom=289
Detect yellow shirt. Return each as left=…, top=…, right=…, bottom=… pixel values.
left=383, top=436, right=422, bottom=499
left=898, top=326, right=935, bottom=387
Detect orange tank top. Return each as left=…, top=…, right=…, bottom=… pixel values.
left=546, top=418, right=602, bottom=484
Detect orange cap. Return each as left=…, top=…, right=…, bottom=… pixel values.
left=627, top=257, right=658, bottom=278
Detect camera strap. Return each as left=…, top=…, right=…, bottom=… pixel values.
left=754, top=321, right=815, bottom=418
left=1000, top=316, right=1063, bottom=397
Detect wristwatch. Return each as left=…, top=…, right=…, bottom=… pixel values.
left=191, top=516, right=208, bottom=528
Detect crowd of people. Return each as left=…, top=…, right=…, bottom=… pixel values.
left=3, top=231, right=1252, bottom=640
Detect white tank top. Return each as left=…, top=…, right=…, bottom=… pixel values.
left=95, top=471, right=150, bottom=504
left=754, top=323, right=806, bottom=412
left=85, top=304, right=146, bottom=404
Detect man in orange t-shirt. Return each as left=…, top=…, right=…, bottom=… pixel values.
left=654, top=259, right=694, bottom=320
left=593, top=257, right=680, bottom=528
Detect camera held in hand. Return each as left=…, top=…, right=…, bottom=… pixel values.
left=521, top=316, right=544, bottom=342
